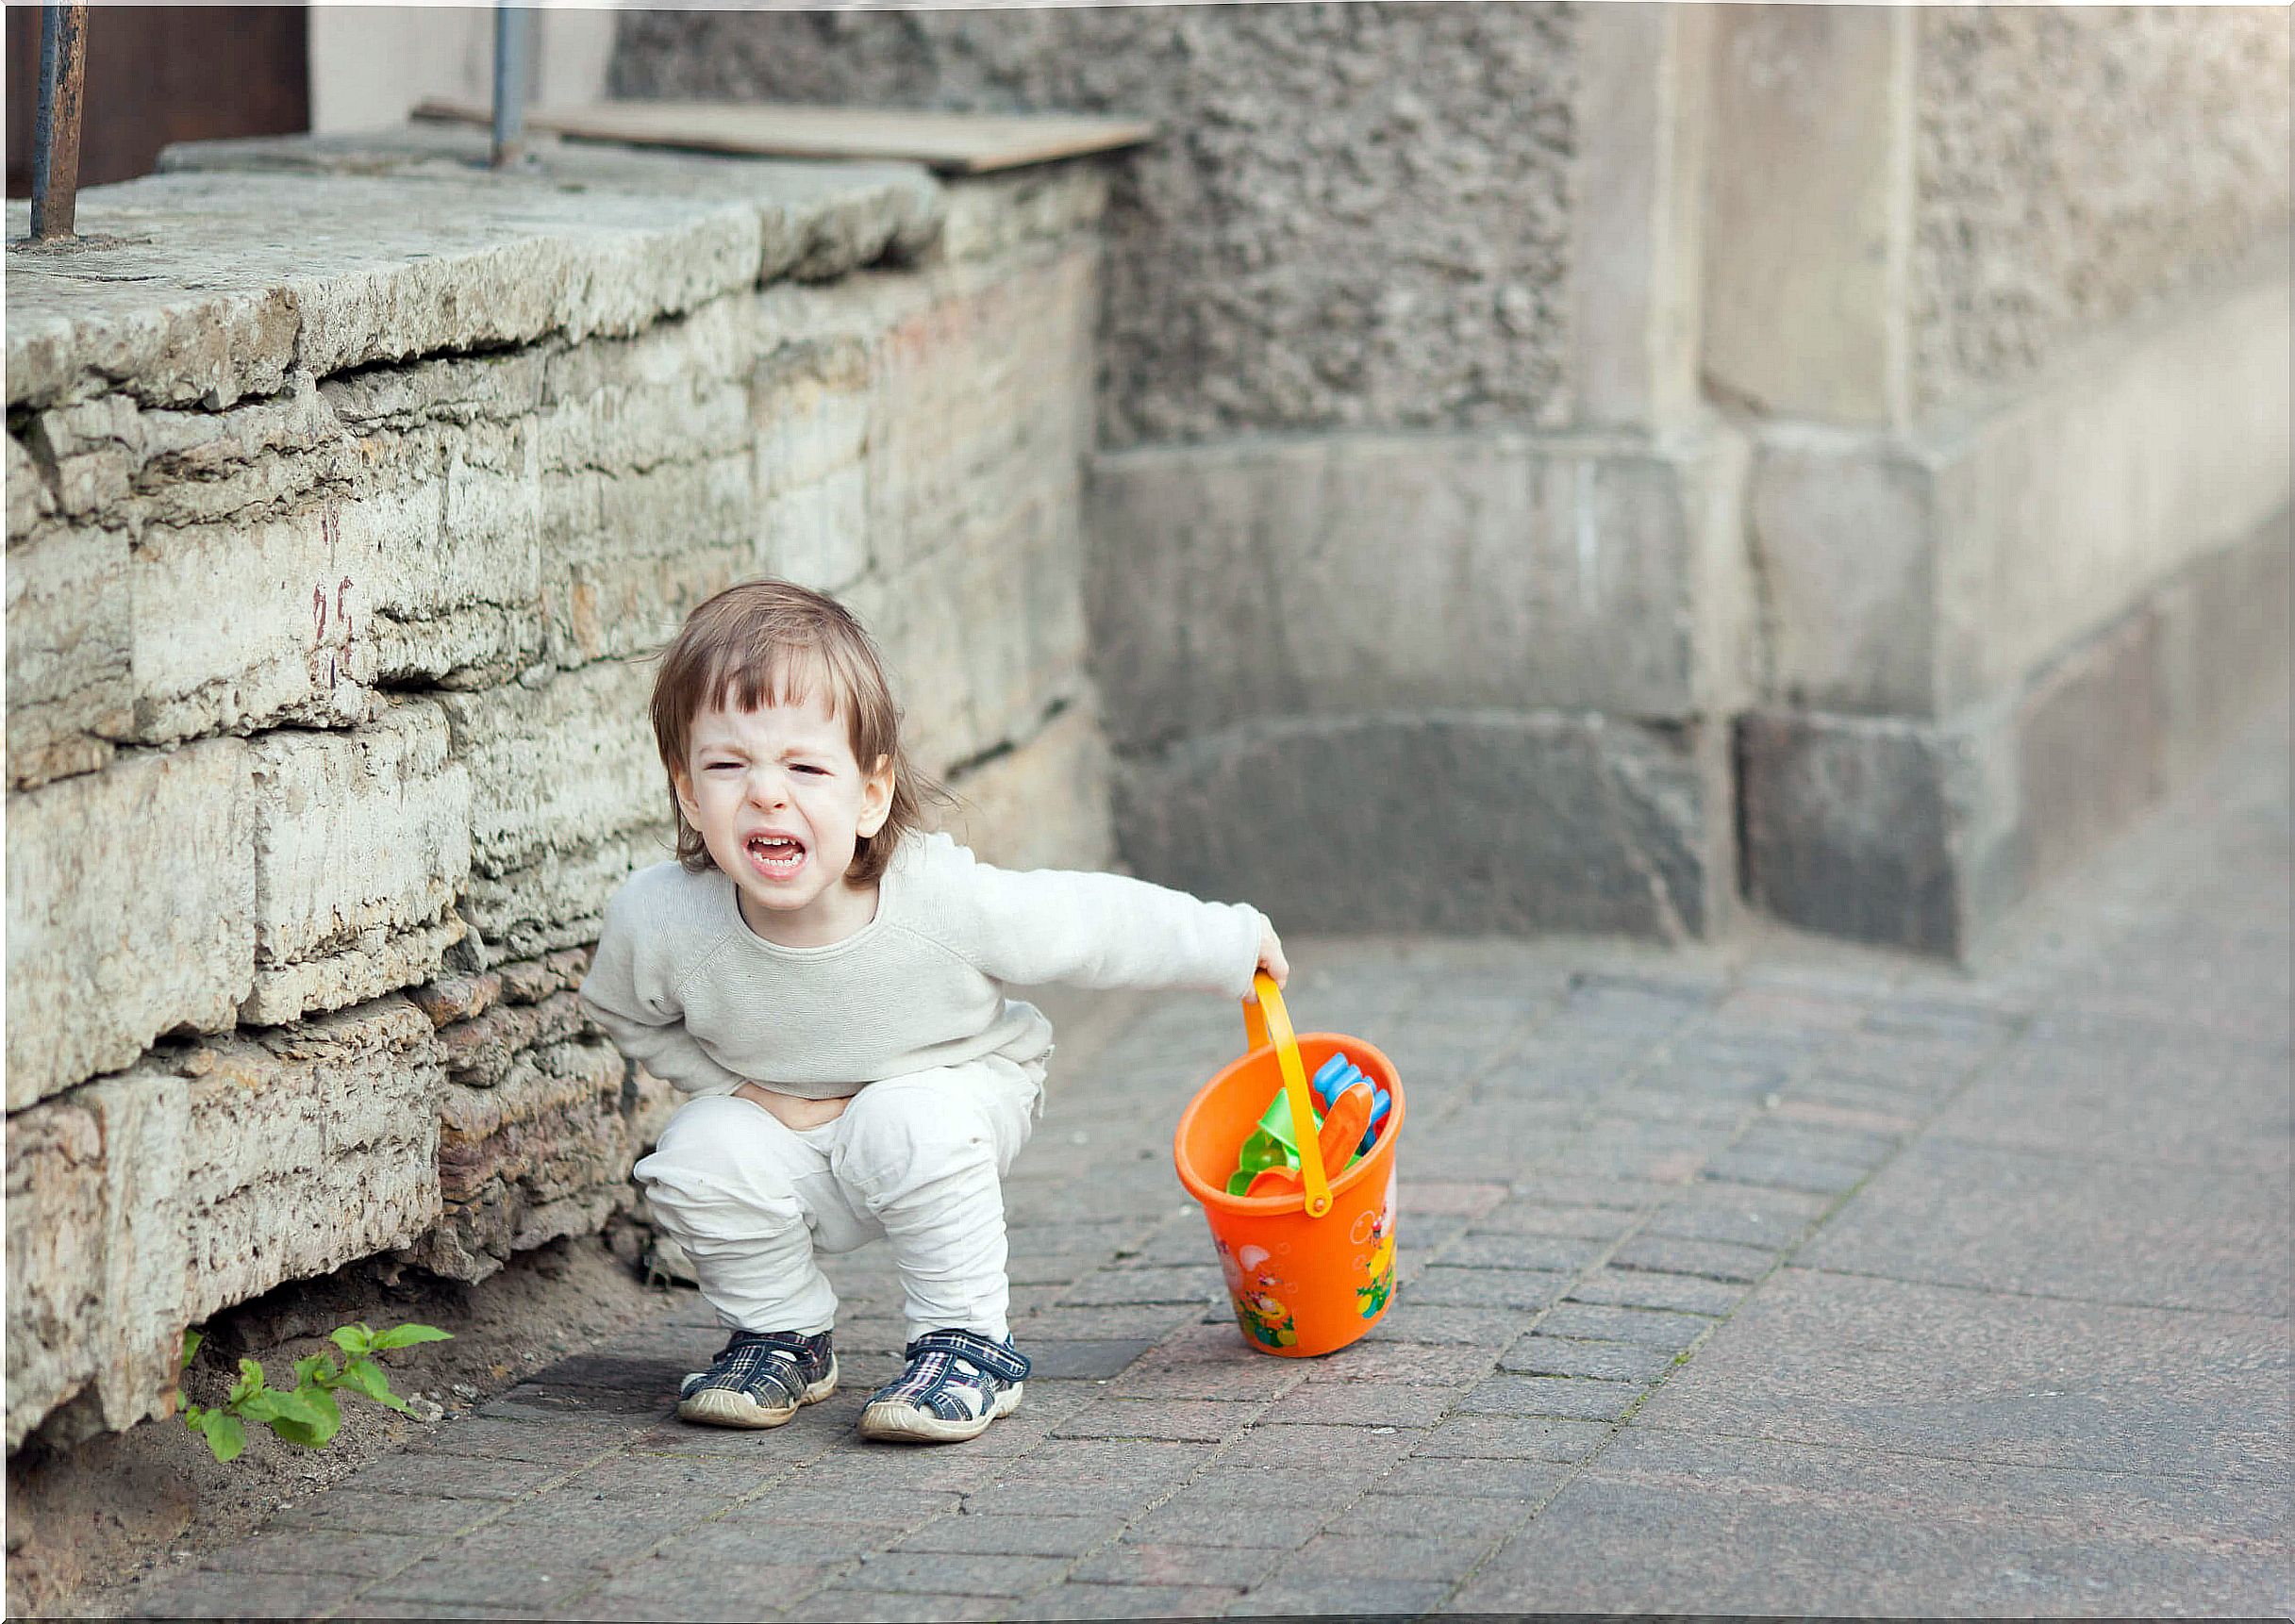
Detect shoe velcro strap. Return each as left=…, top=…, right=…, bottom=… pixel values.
left=906, top=1330, right=1029, bottom=1384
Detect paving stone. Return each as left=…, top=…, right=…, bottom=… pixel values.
left=1356, top=1303, right=1522, bottom=1347
left=1050, top=1398, right=1258, bottom=1441
left=1458, top=1374, right=1640, bottom=1422
left=652, top=1518, right=913, bottom=1562
left=1377, top=1456, right=1573, bottom=1499
left=1498, top=1334, right=1677, bottom=1383
left=1405, top=1264, right=1573, bottom=1311
left=1464, top=1201, right=1638, bottom=1239
left=1454, top=1428, right=2294, bottom=1616
left=408, top=1416, right=642, bottom=1465
left=1229, top=1575, right=1455, bottom=1616
left=362, top=1553, right=596, bottom=1609
left=201, top=1529, right=437, bottom=1579
left=1536, top=1302, right=1715, bottom=1351
left=1057, top=1266, right=1223, bottom=1307
left=717, top=1480, right=967, bottom=1522
left=574, top=1566, right=840, bottom=1623
left=1567, top=1268, right=1744, bottom=1317
left=1297, top=1338, right=1497, bottom=1388
left=1269, top=1529, right=1497, bottom=1583
left=1636, top=1266, right=2289, bottom=1482
left=1123, top=1495, right=1331, bottom=1549
left=1004, top=1582, right=1251, bottom=1619
left=1642, top=1184, right=1831, bottom=1246
left=1070, top=1540, right=1282, bottom=1587
left=782, top=1586, right=1005, bottom=1622
left=1802, top=1138, right=2291, bottom=1316
left=1699, top=1149, right=1872, bottom=1195
left=1255, top=1380, right=1454, bottom=1429
left=268, top=1492, right=504, bottom=1537
left=1022, top=1338, right=1158, bottom=1380
left=834, top=1550, right=1071, bottom=1596
left=561, top=1451, right=785, bottom=1501
left=1609, top=1234, right=1778, bottom=1283
left=1332, top=1491, right=1535, bottom=1539
left=1414, top=1415, right=1611, bottom=1462
left=348, top=1452, right=568, bottom=1500
left=892, top=1512, right=1121, bottom=1557
left=1509, top=1174, right=1678, bottom=1210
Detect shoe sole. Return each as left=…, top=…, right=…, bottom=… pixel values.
left=856, top=1380, right=1024, bottom=1445
left=676, top=1353, right=840, bottom=1430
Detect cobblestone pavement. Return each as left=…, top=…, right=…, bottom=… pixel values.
left=129, top=712, right=2290, bottom=1620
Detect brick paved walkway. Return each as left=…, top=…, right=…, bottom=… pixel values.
left=130, top=711, right=2290, bottom=1619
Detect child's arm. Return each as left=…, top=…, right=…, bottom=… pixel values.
left=928, top=838, right=1277, bottom=998
left=578, top=888, right=751, bottom=1100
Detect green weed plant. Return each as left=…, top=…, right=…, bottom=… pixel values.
left=175, top=1321, right=452, bottom=1463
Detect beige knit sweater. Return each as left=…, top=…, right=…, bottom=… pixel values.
left=579, top=831, right=1266, bottom=1101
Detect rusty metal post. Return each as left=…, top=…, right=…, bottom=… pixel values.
left=29, top=3, right=89, bottom=240
left=491, top=3, right=532, bottom=168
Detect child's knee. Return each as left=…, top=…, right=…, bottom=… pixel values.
left=837, top=1076, right=1000, bottom=1187
left=637, top=1096, right=809, bottom=1225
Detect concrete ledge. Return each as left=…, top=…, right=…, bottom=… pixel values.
left=1087, top=424, right=1750, bottom=743
left=1752, top=260, right=2291, bottom=717
left=1114, top=710, right=1734, bottom=941
left=1742, top=511, right=2290, bottom=954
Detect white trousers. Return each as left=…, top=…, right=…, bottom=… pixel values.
left=632, top=1056, right=1042, bottom=1346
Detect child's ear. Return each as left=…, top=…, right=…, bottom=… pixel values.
left=856, top=754, right=894, bottom=838
left=672, top=768, right=701, bottom=828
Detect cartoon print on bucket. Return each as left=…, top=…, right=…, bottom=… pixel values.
left=1353, top=1168, right=1398, bottom=1317
left=1215, top=1236, right=1299, bottom=1350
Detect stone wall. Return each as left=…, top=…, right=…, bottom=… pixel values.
left=4, top=128, right=1111, bottom=1449
left=613, top=3, right=1581, bottom=448
left=1912, top=6, right=2292, bottom=411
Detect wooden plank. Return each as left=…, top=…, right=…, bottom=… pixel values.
left=412, top=97, right=1153, bottom=175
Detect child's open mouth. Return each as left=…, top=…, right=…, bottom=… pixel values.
left=744, top=833, right=807, bottom=880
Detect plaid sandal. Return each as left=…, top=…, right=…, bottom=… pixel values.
left=677, top=1329, right=838, bottom=1429
left=857, top=1330, right=1030, bottom=1444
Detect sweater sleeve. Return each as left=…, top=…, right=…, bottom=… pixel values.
left=578, top=880, right=751, bottom=1100
left=923, top=837, right=1267, bottom=997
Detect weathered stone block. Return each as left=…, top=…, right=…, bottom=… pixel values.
left=1742, top=513, right=2291, bottom=954
left=4, top=998, right=440, bottom=1448
left=461, top=830, right=672, bottom=969
left=1089, top=426, right=1750, bottom=743
left=1751, top=265, right=2291, bottom=717
left=6, top=739, right=256, bottom=1109
left=438, top=659, right=663, bottom=882
left=175, top=1002, right=442, bottom=1321
left=241, top=702, right=474, bottom=1025
left=541, top=456, right=752, bottom=668
left=412, top=1036, right=636, bottom=1284
left=1114, top=712, right=1734, bottom=941
left=439, top=990, right=589, bottom=1090
left=5, top=522, right=131, bottom=791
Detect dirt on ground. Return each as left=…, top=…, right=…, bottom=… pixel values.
left=5, top=1223, right=688, bottom=1618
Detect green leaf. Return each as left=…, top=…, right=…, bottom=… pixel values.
left=236, top=1357, right=268, bottom=1393
left=199, top=1412, right=245, bottom=1464
left=336, top=1356, right=408, bottom=1412
left=181, top=1329, right=204, bottom=1371
left=180, top=1401, right=204, bottom=1428
left=370, top=1323, right=453, bottom=1351
left=329, top=1325, right=371, bottom=1357
left=265, top=1385, right=341, bottom=1449
left=292, top=1353, right=339, bottom=1389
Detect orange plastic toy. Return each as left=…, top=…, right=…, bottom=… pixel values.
left=1173, top=974, right=1405, bottom=1357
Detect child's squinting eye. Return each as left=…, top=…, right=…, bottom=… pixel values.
left=791, top=764, right=829, bottom=776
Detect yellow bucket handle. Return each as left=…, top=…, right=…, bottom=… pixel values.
left=1244, top=972, right=1333, bottom=1218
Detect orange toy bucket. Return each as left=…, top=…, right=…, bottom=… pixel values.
left=1173, top=974, right=1405, bottom=1357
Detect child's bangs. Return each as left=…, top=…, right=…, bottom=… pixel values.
left=706, top=639, right=856, bottom=726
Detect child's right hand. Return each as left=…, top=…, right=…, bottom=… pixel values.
left=1248, top=917, right=1289, bottom=998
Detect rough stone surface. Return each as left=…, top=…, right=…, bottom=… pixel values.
left=612, top=3, right=1580, bottom=447
left=5, top=999, right=440, bottom=1449
left=243, top=702, right=474, bottom=1025
left=1115, top=712, right=1734, bottom=941
left=5, top=739, right=256, bottom=1110
left=1913, top=7, right=2292, bottom=410
left=1088, top=427, right=1751, bottom=740
left=1742, top=511, right=2291, bottom=954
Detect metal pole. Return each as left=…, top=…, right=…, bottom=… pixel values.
left=491, top=4, right=532, bottom=168
left=30, top=3, right=88, bottom=240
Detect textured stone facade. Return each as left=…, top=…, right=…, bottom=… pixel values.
left=613, top=3, right=1581, bottom=447
left=1913, top=7, right=2292, bottom=410
left=4, top=130, right=1112, bottom=1447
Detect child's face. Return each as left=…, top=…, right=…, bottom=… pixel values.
left=674, top=688, right=894, bottom=945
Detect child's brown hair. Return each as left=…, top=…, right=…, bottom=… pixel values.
left=649, top=579, right=935, bottom=886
